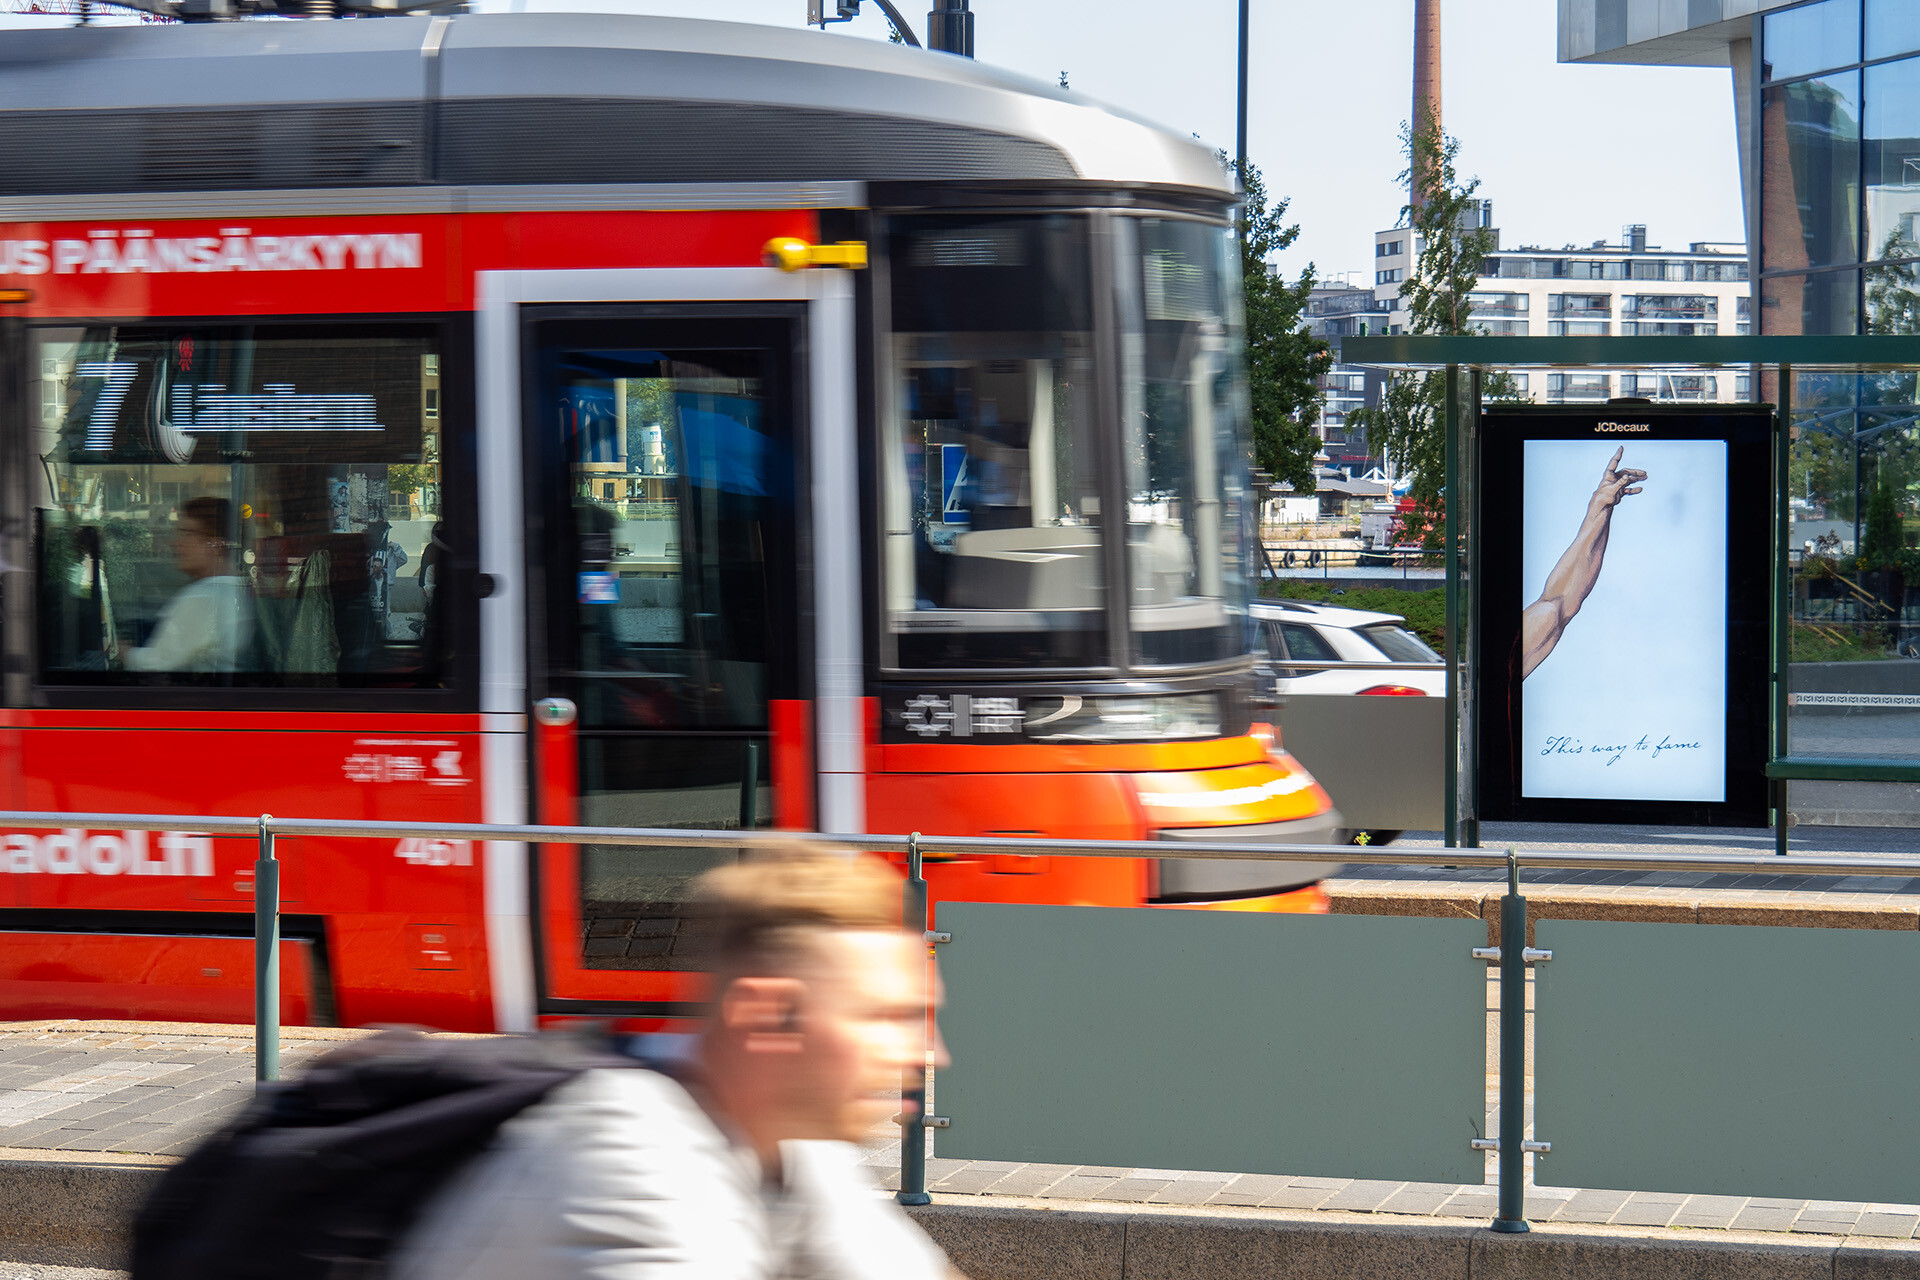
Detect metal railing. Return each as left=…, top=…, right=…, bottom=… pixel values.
left=4, top=807, right=1918, bottom=1231
left=1260, top=545, right=1445, bottom=581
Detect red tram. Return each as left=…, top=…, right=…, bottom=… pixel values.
left=0, top=13, right=1343, bottom=1031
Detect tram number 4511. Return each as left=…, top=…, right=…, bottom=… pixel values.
left=394, top=838, right=474, bottom=867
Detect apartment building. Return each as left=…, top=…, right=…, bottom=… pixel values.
left=1359, top=212, right=1753, bottom=403
left=1301, top=280, right=1389, bottom=473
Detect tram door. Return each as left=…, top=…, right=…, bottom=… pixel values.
left=525, top=308, right=807, bottom=1014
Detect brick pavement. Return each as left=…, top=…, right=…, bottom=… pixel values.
left=1354, top=822, right=1920, bottom=898
left=3, top=1017, right=1918, bottom=1251
left=0, top=1022, right=356, bottom=1156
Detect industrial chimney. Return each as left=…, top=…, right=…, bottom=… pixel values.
left=1411, top=0, right=1441, bottom=208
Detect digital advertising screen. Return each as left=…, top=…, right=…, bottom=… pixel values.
left=1478, top=404, right=1772, bottom=826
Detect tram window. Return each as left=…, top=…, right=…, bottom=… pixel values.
left=532, top=324, right=796, bottom=731
left=1118, top=217, right=1253, bottom=667
left=884, top=214, right=1106, bottom=669
left=31, top=323, right=453, bottom=690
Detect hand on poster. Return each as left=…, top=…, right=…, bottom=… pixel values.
left=1588, top=446, right=1649, bottom=513
left=1519, top=447, right=1648, bottom=679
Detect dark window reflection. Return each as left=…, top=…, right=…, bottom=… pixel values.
left=1762, top=270, right=1859, bottom=335
left=1763, top=71, right=1861, bottom=273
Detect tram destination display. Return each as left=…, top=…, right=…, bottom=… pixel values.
left=1477, top=404, right=1771, bottom=826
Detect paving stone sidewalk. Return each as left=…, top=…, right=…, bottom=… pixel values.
left=0, top=1021, right=357, bottom=1156
left=857, top=1129, right=1920, bottom=1241
left=1348, top=822, right=1920, bottom=898
left=3, top=1019, right=1917, bottom=1249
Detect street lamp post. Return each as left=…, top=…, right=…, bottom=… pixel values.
left=1236, top=0, right=1249, bottom=181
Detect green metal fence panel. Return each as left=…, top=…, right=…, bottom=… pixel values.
left=933, top=903, right=1488, bottom=1183
left=1536, top=919, right=1920, bottom=1203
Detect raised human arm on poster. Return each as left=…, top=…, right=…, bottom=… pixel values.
left=1519, top=446, right=1647, bottom=679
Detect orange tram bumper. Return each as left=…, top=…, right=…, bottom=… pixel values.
left=866, top=728, right=1346, bottom=917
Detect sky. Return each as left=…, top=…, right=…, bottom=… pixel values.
left=4, top=0, right=1747, bottom=283
left=462, top=0, right=1749, bottom=281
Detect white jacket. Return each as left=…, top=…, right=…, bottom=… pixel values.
left=391, top=1068, right=948, bottom=1280
left=124, top=575, right=251, bottom=672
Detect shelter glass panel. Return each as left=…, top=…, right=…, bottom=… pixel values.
left=1790, top=380, right=1920, bottom=763
left=1763, top=0, right=1860, bottom=83
left=31, top=322, right=450, bottom=690
left=1761, top=71, right=1862, bottom=272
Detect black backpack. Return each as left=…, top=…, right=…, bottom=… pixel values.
left=131, top=1030, right=642, bottom=1280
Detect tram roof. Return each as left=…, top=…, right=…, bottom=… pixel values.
left=0, top=13, right=1233, bottom=203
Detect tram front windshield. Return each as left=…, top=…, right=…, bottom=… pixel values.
left=884, top=211, right=1252, bottom=672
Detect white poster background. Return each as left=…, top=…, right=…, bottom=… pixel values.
left=1521, top=438, right=1726, bottom=802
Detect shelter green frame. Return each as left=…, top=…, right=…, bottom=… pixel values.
left=1341, top=334, right=1920, bottom=855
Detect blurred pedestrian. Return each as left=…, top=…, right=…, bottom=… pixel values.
left=392, top=844, right=952, bottom=1280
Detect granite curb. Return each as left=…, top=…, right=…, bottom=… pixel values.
left=902, top=1197, right=1920, bottom=1280
left=0, top=1151, right=164, bottom=1269
left=8, top=1151, right=1920, bottom=1278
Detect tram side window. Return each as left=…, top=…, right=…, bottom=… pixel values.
left=1119, top=217, right=1253, bottom=668
left=33, top=323, right=451, bottom=689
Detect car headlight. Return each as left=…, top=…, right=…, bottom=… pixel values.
left=1023, top=693, right=1221, bottom=742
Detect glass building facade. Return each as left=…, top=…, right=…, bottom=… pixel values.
left=1760, top=0, right=1920, bottom=336
left=1562, top=0, right=1920, bottom=823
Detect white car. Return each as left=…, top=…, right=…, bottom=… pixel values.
left=1251, top=599, right=1445, bottom=699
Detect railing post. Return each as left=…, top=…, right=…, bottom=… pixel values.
left=1491, top=851, right=1529, bottom=1233
left=898, top=831, right=931, bottom=1206
left=254, top=813, right=281, bottom=1084
left=1772, top=362, right=1793, bottom=857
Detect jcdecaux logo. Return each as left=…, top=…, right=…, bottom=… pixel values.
left=1, top=829, right=213, bottom=877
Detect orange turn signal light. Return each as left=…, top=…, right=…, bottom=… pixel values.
left=1357, top=684, right=1428, bottom=697
left=0, top=288, right=32, bottom=304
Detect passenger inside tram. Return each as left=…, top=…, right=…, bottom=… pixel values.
left=33, top=324, right=448, bottom=689
left=121, top=495, right=253, bottom=674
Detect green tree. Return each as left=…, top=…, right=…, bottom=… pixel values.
left=1348, top=116, right=1524, bottom=547
left=1866, top=232, right=1920, bottom=336
left=1229, top=156, right=1333, bottom=493
left=1859, top=473, right=1905, bottom=571
left=385, top=462, right=429, bottom=496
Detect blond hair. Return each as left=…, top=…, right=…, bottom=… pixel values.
left=690, top=843, right=903, bottom=980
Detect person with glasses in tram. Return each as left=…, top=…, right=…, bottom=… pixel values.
left=123, top=496, right=254, bottom=674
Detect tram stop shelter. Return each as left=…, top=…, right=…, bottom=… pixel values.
left=1341, top=334, right=1920, bottom=853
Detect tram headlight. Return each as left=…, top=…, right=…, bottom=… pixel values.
left=1024, top=693, right=1221, bottom=743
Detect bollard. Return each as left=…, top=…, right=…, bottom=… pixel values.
left=1491, top=851, right=1529, bottom=1232
left=897, top=832, right=931, bottom=1206
left=739, top=739, right=759, bottom=832
left=254, top=813, right=281, bottom=1084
